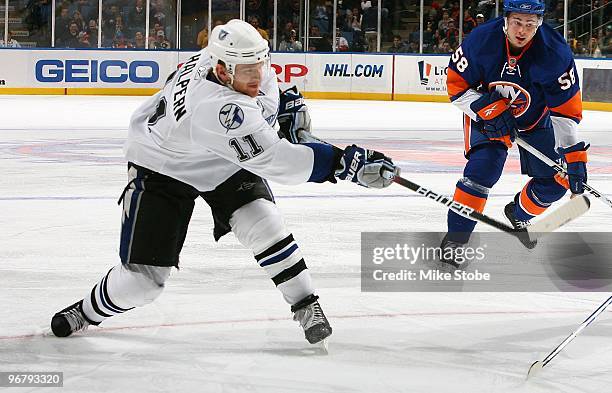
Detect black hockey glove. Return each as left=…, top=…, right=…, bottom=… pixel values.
left=335, top=145, right=400, bottom=188
left=558, top=142, right=589, bottom=194
left=277, top=86, right=313, bottom=143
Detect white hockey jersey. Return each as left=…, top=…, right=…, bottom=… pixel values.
left=124, top=49, right=326, bottom=191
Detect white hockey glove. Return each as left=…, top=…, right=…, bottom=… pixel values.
left=277, top=86, right=314, bottom=143
left=335, top=145, right=400, bottom=188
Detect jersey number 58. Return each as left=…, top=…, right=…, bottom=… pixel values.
left=451, top=47, right=469, bottom=72
left=557, top=68, right=576, bottom=90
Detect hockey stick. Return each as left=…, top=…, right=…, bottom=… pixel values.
left=293, top=131, right=590, bottom=243
left=393, top=176, right=590, bottom=245
left=514, top=136, right=612, bottom=208
left=527, top=295, right=612, bottom=379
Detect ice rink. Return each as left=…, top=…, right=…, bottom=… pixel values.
left=1, top=96, right=611, bottom=392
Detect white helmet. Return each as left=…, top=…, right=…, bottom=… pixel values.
left=208, top=19, right=270, bottom=79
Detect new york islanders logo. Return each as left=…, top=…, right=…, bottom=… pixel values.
left=488, top=81, right=531, bottom=118
left=219, top=103, right=244, bottom=131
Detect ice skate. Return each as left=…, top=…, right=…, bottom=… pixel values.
left=504, top=195, right=537, bottom=249
left=292, top=295, right=332, bottom=349
left=438, top=234, right=468, bottom=270
left=51, top=300, right=98, bottom=337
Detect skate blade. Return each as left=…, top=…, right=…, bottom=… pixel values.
left=317, top=338, right=329, bottom=354
left=526, top=360, right=543, bottom=380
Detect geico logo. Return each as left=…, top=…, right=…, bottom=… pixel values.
left=35, top=60, right=160, bottom=83
left=271, top=63, right=308, bottom=83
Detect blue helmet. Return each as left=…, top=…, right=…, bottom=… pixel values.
left=503, top=0, right=545, bottom=15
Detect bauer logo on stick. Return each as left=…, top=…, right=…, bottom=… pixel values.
left=219, top=103, right=244, bottom=131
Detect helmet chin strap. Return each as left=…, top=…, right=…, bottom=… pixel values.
left=212, top=65, right=235, bottom=90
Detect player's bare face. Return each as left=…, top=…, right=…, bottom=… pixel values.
left=232, top=62, right=264, bottom=98
left=506, top=13, right=539, bottom=49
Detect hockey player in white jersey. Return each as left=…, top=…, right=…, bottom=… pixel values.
left=50, top=19, right=399, bottom=346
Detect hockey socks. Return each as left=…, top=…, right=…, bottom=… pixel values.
left=514, top=178, right=567, bottom=221
left=82, top=264, right=170, bottom=324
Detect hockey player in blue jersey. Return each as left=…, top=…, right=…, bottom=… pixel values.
left=441, top=0, right=588, bottom=265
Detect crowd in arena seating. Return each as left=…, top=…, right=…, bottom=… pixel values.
left=4, top=0, right=610, bottom=57
left=49, top=0, right=175, bottom=48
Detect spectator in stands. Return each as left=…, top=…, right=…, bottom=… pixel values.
left=129, top=0, right=147, bottom=29
left=279, top=29, right=303, bottom=52
left=437, top=10, right=450, bottom=34
left=249, top=16, right=269, bottom=42
left=588, top=37, right=602, bottom=58
left=113, top=32, right=134, bottom=49
left=405, top=41, right=419, bottom=53
left=86, top=19, right=98, bottom=40
left=476, top=0, right=495, bottom=19
left=72, top=10, right=86, bottom=32
left=55, top=7, right=72, bottom=45
left=63, top=21, right=81, bottom=47
left=77, top=31, right=91, bottom=48
left=133, top=31, right=146, bottom=49
left=197, top=26, right=208, bottom=48
left=335, top=28, right=350, bottom=51
left=601, top=25, right=612, bottom=57
left=449, top=1, right=460, bottom=21
left=349, top=7, right=362, bottom=32
left=181, top=24, right=197, bottom=49
left=0, top=31, right=21, bottom=47
left=463, top=9, right=477, bottom=35
left=387, top=34, right=406, bottom=53
left=446, top=18, right=459, bottom=48
left=308, top=26, right=332, bottom=51
left=335, top=8, right=348, bottom=32
left=423, top=20, right=435, bottom=51
left=361, top=0, right=378, bottom=51
left=312, top=0, right=330, bottom=34
left=574, top=40, right=587, bottom=56
left=475, top=13, right=485, bottom=26
left=152, top=29, right=171, bottom=49
left=441, top=40, right=452, bottom=53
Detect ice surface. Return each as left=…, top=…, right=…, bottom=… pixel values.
left=1, top=96, right=611, bottom=392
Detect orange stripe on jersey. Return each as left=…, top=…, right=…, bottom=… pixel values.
left=463, top=114, right=471, bottom=154
left=519, top=183, right=547, bottom=215
left=550, top=90, right=583, bottom=122
left=554, top=174, right=570, bottom=189
left=564, top=150, right=588, bottom=163
left=489, top=135, right=513, bottom=148
left=453, top=187, right=487, bottom=213
left=447, top=68, right=470, bottom=98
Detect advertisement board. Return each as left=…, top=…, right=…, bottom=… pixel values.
left=0, top=49, right=609, bottom=110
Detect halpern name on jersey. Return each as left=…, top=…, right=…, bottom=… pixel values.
left=173, top=53, right=200, bottom=122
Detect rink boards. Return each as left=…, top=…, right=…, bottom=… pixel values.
left=0, top=49, right=610, bottom=110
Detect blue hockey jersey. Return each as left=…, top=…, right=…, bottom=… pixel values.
left=447, top=17, right=582, bottom=144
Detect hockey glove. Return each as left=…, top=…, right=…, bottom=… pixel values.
left=558, top=142, right=589, bottom=194
left=470, top=90, right=517, bottom=141
left=277, top=86, right=313, bottom=144
left=335, top=145, right=400, bottom=188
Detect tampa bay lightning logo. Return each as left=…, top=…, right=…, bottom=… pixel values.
left=218, top=29, right=229, bottom=40
left=219, top=103, right=244, bottom=131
